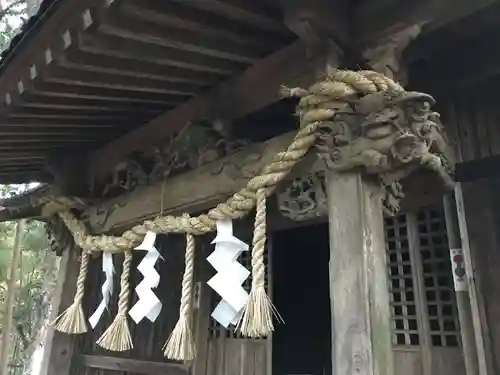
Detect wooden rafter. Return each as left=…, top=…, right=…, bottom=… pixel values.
left=88, top=39, right=316, bottom=183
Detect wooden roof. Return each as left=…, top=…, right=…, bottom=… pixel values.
left=0, top=0, right=295, bottom=183
left=0, top=0, right=498, bottom=186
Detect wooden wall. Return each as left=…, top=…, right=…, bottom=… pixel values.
left=435, top=80, right=500, bottom=163
left=433, top=80, right=500, bottom=374
left=71, top=235, right=188, bottom=375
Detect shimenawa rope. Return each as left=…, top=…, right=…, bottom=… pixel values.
left=51, top=69, right=403, bottom=356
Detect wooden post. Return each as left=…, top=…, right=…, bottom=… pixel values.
left=40, top=240, right=80, bottom=375
left=454, top=182, right=494, bottom=375
left=443, top=194, right=479, bottom=375
left=326, top=172, right=393, bottom=375
left=0, top=219, right=25, bottom=375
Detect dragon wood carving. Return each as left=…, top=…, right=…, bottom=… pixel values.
left=278, top=90, right=454, bottom=221
left=97, top=121, right=249, bottom=198
left=315, top=90, right=454, bottom=215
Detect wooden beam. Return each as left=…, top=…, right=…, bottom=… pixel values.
left=78, top=32, right=244, bottom=76
left=28, top=81, right=190, bottom=104
left=417, top=32, right=500, bottom=88
left=455, top=156, right=500, bottom=182
left=89, top=40, right=316, bottom=183
left=169, top=0, right=287, bottom=33
left=77, top=355, right=189, bottom=375
left=58, top=48, right=224, bottom=85
left=41, top=245, right=80, bottom=375
left=280, top=0, right=349, bottom=47
left=45, top=65, right=205, bottom=94
left=98, top=12, right=264, bottom=63
left=121, top=0, right=291, bottom=47
left=354, top=0, right=498, bottom=47
left=83, top=132, right=307, bottom=233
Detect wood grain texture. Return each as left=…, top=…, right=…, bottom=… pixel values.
left=326, top=171, right=393, bottom=375
left=83, top=132, right=300, bottom=233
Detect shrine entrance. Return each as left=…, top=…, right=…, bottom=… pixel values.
left=272, top=223, right=332, bottom=375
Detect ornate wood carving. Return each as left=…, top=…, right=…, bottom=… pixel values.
left=97, top=120, right=249, bottom=198
left=277, top=167, right=327, bottom=221
left=315, top=90, right=454, bottom=215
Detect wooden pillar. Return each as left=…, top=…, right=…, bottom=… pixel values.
left=40, top=237, right=81, bottom=375
left=326, top=172, right=393, bottom=375
left=0, top=219, right=25, bottom=375
left=443, top=194, right=479, bottom=375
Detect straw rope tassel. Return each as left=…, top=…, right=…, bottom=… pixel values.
left=239, top=188, right=278, bottom=337
left=164, top=233, right=196, bottom=360
left=97, top=251, right=133, bottom=351
left=53, top=250, right=89, bottom=334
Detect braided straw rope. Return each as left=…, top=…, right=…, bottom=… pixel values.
left=53, top=69, right=404, bottom=346
left=96, top=251, right=133, bottom=351
left=238, top=188, right=281, bottom=336
left=164, top=232, right=196, bottom=360
left=52, top=250, right=90, bottom=334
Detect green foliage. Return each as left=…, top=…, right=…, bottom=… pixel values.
left=0, top=185, right=57, bottom=375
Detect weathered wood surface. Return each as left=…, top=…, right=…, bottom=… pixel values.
left=456, top=181, right=497, bottom=375
left=326, top=172, right=393, bottom=375
left=73, top=235, right=185, bottom=367
left=83, top=132, right=310, bottom=233
left=42, top=241, right=80, bottom=375
left=89, top=39, right=319, bottom=183
left=76, top=355, right=189, bottom=375
left=443, top=194, right=479, bottom=375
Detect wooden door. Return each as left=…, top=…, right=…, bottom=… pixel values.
left=193, top=235, right=272, bottom=375
left=385, top=205, right=466, bottom=375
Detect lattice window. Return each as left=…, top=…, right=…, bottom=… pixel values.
left=208, top=240, right=270, bottom=339
left=417, top=207, right=461, bottom=347
left=385, top=214, right=420, bottom=346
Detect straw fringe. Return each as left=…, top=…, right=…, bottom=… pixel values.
left=52, top=250, right=89, bottom=334
left=97, top=251, right=133, bottom=351
left=164, top=232, right=196, bottom=360
left=238, top=188, right=279, bottom=337
left=163, top=316, right=195, bottom=360
left=96, top=314, right=133, bottom=352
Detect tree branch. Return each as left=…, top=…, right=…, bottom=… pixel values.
left=0, top=0, right=26, bottom=23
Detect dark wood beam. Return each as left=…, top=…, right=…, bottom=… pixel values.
left=415, top=31, right=500, bottom=88
left=58, top=48, right=224, bottom=85
left=17, top=94, right=172, bottom=111
left=280, top=0, right=350, bottom=48
left=354, top=0, right=498, bottom=48
left=169, top=0, right=287, bottom=33
left=121, top=0, right=291, bottom=47
left=455, top=156, right=500, bottom=182
left=89, top=39, right=317, bottom=183
left=77, top=355, right=189, bottom=375
left=97, top=11, right=264, bottom=63
left=0, top=171, right=51, bottom=184
left=28, top=82, right=190, bottom=104
left=44, top=66, right=205, bottom=95
left=78, top=31, right=244, bottom=76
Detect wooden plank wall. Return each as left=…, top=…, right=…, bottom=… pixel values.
left=434, top=82, right=500, bottom=374
left=72, top=234, right=186, bottom=375
left=436, top=81, right=500, bottom=163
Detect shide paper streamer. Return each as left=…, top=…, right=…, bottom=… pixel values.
left=207, top=220, right=250, bottom=328
left=89, top=252, right=114, bottom=328
left=129, top=231, right=163, bottom=324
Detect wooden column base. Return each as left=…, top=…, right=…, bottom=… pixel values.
left=326, top=171, right=394, bottom=375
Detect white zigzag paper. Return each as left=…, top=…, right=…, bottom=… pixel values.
left=207, top=220, right=249, bottom=328
left=89, top=252, right=114, bottom=328
left=129, top=231, right=163, bottom=324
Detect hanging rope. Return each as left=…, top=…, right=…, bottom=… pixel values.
left=52, top=250, right=90, bottom=334
left=164, top=231, right=196, bottom=360
left=96, top=251, right=133, bottom=351
left=52, top=69, right=408, bottom=346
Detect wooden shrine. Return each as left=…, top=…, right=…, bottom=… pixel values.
left=1, top=1, right=500, bottom=375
